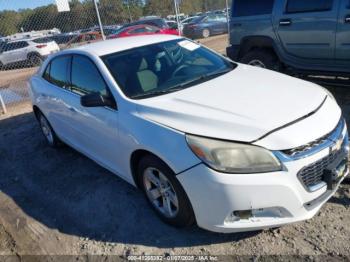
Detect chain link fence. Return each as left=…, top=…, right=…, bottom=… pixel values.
left=0, top=0, right=230, bottom=114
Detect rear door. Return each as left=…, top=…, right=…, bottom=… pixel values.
left=335, top=0, right=350, bottom=67
left=274, top=0, right=338, bottom=60
left=40, top=55, right=74, bottom=141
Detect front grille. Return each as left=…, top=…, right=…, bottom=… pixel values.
left=283, top=135, right=328, bottom=157
left=283, top=120, right=343, bottom=158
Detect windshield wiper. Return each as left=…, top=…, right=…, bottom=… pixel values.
left=131, top=68, right=232, bottom=99
left=167, top=67, right=233, bottom=91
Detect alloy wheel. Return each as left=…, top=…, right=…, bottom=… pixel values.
left=248, top=59, right=266, bottom=68
left=143, top=167, right=179, bottom=218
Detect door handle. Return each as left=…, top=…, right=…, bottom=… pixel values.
left=279, top=19, right=292, bottom=26
left=68, top=106, right=77, bottom=113
left=345, top=15, right=350, bottom=23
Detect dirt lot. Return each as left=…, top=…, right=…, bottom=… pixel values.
left=0, top=35, right=350, bottom=260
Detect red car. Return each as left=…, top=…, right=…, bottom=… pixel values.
left=108, top=24, right=179, bottom=39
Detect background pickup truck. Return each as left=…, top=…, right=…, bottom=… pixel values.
left=226, top=0, right=350, bottom=84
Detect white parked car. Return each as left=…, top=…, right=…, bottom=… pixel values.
left=29, top=35, right=349, bottom=233
left=0, top=37, right=60, bottom=69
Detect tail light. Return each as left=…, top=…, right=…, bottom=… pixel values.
left=36, top=44, right=47, bottom=48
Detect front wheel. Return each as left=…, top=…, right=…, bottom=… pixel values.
left=240, top=50, right=280, bottom=71
left=138, top=155, right=195, bottom=227
left=29, top=54, right=43, bottom=67
left=202, top=28, right=210, bottom=38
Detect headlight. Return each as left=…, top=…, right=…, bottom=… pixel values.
left=186, top=135, right=282, bottom=173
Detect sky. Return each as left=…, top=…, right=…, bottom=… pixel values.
left=0, top=0, right=57, bottom=11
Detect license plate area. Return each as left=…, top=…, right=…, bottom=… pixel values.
left=324, top=158, right=348, bottom=190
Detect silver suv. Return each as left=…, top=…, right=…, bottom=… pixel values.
left=0, top=37, right=60, bottom=69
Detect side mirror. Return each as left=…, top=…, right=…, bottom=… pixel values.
left=81, top=92, right=116, bottom=108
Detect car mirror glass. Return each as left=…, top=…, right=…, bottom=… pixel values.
left=81, top=92, right=116, bottom=108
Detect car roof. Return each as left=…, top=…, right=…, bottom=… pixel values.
left=73, top=34, right=181, bottom=56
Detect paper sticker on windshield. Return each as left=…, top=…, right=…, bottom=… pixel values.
left=178, top=40, right=200, bottom=51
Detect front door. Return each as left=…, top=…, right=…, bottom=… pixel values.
left=66, top=54, right=121, bottom=175
left=275, top=0, right=338, bottom=61
left=336, top=0, right=350, bottom=68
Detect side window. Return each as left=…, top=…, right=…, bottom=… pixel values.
left=232, top=0, right=275, bottom=17
left=286, top=0, right=333, bottom=13
left=131, top=27, right=147, bottom=34
left=17, top=41, right=29, bottom=48
left=43, top=63, right=51, bottom=82
left=145, top=26, right=158, bottom=33
left=49, top=56, right=70, bottom=88
left=4, top=43, right=17, bottom=52
left=71, top=55, right=108, bottom=96
left=206, top=15, right=218, bottom=22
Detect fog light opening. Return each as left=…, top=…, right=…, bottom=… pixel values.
left=225, top=207, right=292, bottom=224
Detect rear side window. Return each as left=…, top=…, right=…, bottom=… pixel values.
left=71, top=55, right=108, bottom=96
left=232, top=0, right=274, bottom=17
left=33, top=37, right=52, bottom=43
left=49, top=56, right=70, bottom=88
left=43, top=63, right=51, bottom=82
left=286, top=0, right=333, bottom=13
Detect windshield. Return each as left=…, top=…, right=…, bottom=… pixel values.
left=102, top=39, right=236, bottom=99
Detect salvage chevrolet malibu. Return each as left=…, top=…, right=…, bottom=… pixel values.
left=29, top=35, right=349, bottom=233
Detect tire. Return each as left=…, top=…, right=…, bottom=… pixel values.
left=201, top=28, right=210, bottom=38
left=138, top=155, right=195, bottom=227
left=37, top=111, right=61, bottom=147
left=240, top=50, right=281, bottom=71
left=28, top=53, right=43, bottom=67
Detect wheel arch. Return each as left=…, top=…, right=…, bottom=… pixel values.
left=238, top=36, right=280, bottom=61
left=130, top=149, right=173, bottom=188
left=27, top=51, right=42, bottom=59
left=32, top=105, right=41, bottom=120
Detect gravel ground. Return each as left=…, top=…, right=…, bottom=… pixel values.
left=0, top=35, right=349, bottom=260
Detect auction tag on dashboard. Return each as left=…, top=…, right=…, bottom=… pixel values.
left=178, top=40, right=200, bottom=51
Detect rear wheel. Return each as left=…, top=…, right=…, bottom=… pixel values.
left=202, top=28, right=210, bottom=38
left=29, top=54, right=43, bottom=67
left=37, top=112, right=60, bottom=147
left=138, top=155, right=195, bottom=227
left=241, top=50, right=280, bottom=71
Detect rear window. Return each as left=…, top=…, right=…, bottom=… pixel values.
left=32, top=37, right=52, bottom=43
left=286, top=0, right=333, bottom=13
left=232, top=0, right=274, bottom=17
left=47, top=56, right=70, bottom=88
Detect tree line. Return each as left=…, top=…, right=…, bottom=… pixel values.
left=0, top=0, right=231, bottom=36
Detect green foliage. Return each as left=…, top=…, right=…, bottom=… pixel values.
left=0, top=0, right=230, bottom=37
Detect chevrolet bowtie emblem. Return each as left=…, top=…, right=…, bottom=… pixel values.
left=330, top=136, right=343, bottom=153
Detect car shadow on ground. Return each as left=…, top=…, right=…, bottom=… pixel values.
left=0, top=112, right=260, bottom=248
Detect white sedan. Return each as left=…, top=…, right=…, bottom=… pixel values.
left=29, top=35, right=349, bottom=233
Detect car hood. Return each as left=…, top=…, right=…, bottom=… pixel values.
left=136, top=64, right=341, bottom=150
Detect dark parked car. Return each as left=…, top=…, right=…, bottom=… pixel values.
left=226, top=0, right=350, bottom=80
left=182, top=14, right=228, bottom=39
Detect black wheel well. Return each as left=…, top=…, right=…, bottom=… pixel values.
left=33, top=105, right=41, bottom=120
left=238, top=36, right=278, bottom=60
left=130, top=150, right=165, bottom=188
left=27, top=52, right=41, bottom=59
